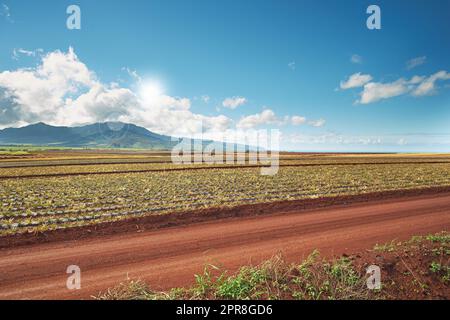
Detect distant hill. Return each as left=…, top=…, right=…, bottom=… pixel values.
left=0, top=122, right=182, bottom=149
left=0, top=122, right=252, bottom=151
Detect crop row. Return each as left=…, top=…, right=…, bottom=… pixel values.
left=1, top=175, right=449, bottom=219
left=0, top=158, right=450, bottom=179
left=0, top=154, right=337, bottom=167
left=1, top=163, right=450, bottom=235
left=2, top=175, right=447, bottom=216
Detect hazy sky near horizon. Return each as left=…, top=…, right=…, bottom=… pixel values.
left=0, top=0, right=449, bottom=152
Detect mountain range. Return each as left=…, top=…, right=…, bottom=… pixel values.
left=0, top=122, right=185, bottom=149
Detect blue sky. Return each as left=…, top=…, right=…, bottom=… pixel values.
left=0, top=0, right=449, bottom=151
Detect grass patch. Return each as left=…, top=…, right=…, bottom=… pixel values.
left=373, top=240, right=398, bottom=252
left=96, top=231, right=449, bottom=300
left=426, top=234, right=450, bottom=244
left=96, top=252, right=371, bottom=300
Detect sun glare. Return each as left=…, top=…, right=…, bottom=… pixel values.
left=139, top=80, right=164, bottom=103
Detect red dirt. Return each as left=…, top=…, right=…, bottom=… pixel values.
left=351, top=237, right=450, bottom=299
left=0, top=190, right=449, bottom=300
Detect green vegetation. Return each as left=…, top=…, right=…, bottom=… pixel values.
left=97, top=253, right=371, bottom=300
left=429, top=262, right=450, bottom=283
left=1, top=152, right=450, bottom=236
left=97, top=232, right=449, bottom=300
left=373, top=240, right=399, bottom=252
left=426, top=233, right=450, bottom=244
left=427, top=234, right=450, bottom=283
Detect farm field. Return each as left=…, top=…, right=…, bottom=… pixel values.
left=1, top=193, right=449, bottom=299
left=1, top=151, right=450, bottom=237
left=2, top=157, right=450, bottom=178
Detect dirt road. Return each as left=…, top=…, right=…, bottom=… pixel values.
left=0, top=192, right=449, bottom=300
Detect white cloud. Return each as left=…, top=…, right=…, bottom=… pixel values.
left=0, top=48, right=233, bottom=137
left=59, top=83, right=139, bottom=126
left=308, top=118, right=326, bottom=127
left=412, top=70, right=450, bottom=96
left=359, top=79, right=410, bottom=104
left=350, top=54, right=362, bottom=64
left=237, top=110, right=323, bottom=130
left=409, top=75, right=425, bottom=84
left=237, top=109, right=282, bottom=129
left=222, top=96, right=247, bottom=109
left=291, top=116, right=306, bottom=125
left=357, top=71, right=450, bottom=104
left=0, top=48, right=329, bottom=137
left=340, top=73, right=373, bottom=89
left=0, top=47, right=95, bottom=126
left=406, top=56, right=426, bottom=70
left=12, top=48, right=42, bottom=60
